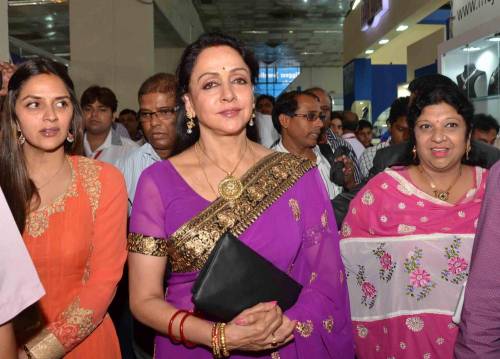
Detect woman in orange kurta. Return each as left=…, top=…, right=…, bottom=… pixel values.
left=0, top=59, right=127, bottom=358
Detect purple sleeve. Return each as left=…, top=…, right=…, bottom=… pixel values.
left=455, top=163, right=500, bottom=358
left=129, top=167, right=166, bottom=238
left=285, top=169, right=354, bottom=358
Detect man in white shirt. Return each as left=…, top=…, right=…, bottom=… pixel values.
left=255, top=94, right=279, bottom=148
left=116, top=73, right=178, bottom=209
left=271, top=90, right=355, bottom=202
left=81, top=86, right=138, bottom=166
left=342, top=111, right=366, bottom=159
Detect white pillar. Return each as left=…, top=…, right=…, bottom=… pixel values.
left=0, top=0, right=9, bottom=62
left=69, top=0, right=155, bottom=110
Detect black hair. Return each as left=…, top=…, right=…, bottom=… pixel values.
left=256, top=94, right=275, bottom=106
left=331, top=111, right=343, bottom=121
left=80, top=85, right=118, bottom=113
left=304, top=87, right=332, bottom=109
left=173, top=32, right=259, bottom=155
left=387, top=97, right=409, bottom=125
left=473, top=113, right=499, bottom=134
left=408, top=74, right=456, bottom=96
left=404, top=84, right=474, bottom=165
left=271, top=91, right=318, bottom=133
left=119, top=108, right=137, bottom=117
left=357, top=119, right=373, bottom=131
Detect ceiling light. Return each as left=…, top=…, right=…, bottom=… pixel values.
left=378, top=39, right=390, bottom=45
left=463, top=46, right=481, bottom=52
left=47, top=31, right=56, bottom=37
left=313, top=30, right=341, bottom=34
left=44, top=15, right=53, bottom=21
left=396, top=24, right=409, bottom=32
left=301, top=51, right=323, bottom=55
left=352, top=0, right=362, bottom=10
left=365, top=49, right=374, bottom=54
left=241, top=30, right=268, bottom=34
left=289, top=30, right=294, bottom=34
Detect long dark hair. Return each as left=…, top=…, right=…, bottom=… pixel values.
left=0, top=58, right=84, bottom=232
left=173, top=32, right=260, bottom=155
left=396, top=84, right=474, bottom=166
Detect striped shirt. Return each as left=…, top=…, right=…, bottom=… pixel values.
left=359, top=141, right=390, bottom=179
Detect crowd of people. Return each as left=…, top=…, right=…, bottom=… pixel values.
left=1, top=32, right=500, bottom=359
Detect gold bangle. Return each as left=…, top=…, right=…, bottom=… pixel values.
left=219, top=323, right=230, bottom=357
left=211, top=322, right=221, bottom=358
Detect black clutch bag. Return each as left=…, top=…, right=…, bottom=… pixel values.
left=191, top=232, right=302, bottom=322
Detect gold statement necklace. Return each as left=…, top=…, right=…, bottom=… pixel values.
left=195, top=140, right=247, bottom=201
left=418, top=165, right=462, bottom=202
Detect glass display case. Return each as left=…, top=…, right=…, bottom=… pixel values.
left=440, top=31, right=500, bottom=119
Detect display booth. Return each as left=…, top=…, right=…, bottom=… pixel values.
left=439, top=2, right=500, bottom=119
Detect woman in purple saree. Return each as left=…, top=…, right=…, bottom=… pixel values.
left=127, top=33, right=353, bottom=358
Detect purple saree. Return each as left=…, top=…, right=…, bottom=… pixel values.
left=128, top=152, right=354, bottom=358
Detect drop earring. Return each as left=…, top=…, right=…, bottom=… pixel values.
left=465, top=143, right=471, bottom=161
left=18, top=133, right=26, bottom=145
left=249, top=111, right=255, bottom=127
left=186, top=112, right=195, bottom=134
left=66, top=133, right=75, bottom=143
left=412, top=146, right=417, bottom=161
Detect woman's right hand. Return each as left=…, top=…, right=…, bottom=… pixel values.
left=223, top=301, right=296, bottom=351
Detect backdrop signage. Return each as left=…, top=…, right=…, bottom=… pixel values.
left=452, top=0, right=500, bottom=37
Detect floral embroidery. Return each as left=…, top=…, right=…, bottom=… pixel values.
left=417, top=201, right=425, bottom=207
left=78, top=157, right=102, bottom=221
left=404, top=248, right=436, bottom=301
left=271, top=352, right=281, bottom=359
left=381, top=183, right=388, bottom=190
left=400, top=341, right=406, bottom=349
left=339, top=270, right=344, bottom=284
left=351, top=207, right=357, bottom=215
left=424, top=353, right=431, bottom=359
left=296, top=320, right=313, bottom=338
left=322, top=315, right=334, bottom=333
left=406, top=316, right=424, bottom=332
left=458, top=211, right=466, bottom=218
left=361, top=190, right=375, bottom=205
left=380, top=215, right=388, bottom=223
left=448, top=322, right=457, bottom=329
left=383, top=326, right=388, bottom=334
left=436, top=337, right=444, bottom=345
left=341, top=223, right=352, bottom=237
left=398, top=202, right=406, bottom=209
left=398, top=224, right=416, bottom=234
left=81, top=243, right=93, bottom=284
left=372, top=243, right=396, bottom=282
left=420, top=216, right=428, bottom=223
left=309, top=272, right=317, bottom=284
left=356, top=265, right=377, bottom=308
left=375, top=344, right=380, bottom=352
left=320, top=210, right=328, bottom=228
left=26, top=157, right=77, bottom=237
left=356, top=325, right=368, bottom=338
left=49, top=297, right=95, bottom=350
left=288, top=199, right=300, bottom=221
left=441, top=238, right=469, bottom=284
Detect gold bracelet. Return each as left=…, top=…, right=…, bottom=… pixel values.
left=211, top=322, right=221, bottom=358
left=219, top=323, right=230, bottom=357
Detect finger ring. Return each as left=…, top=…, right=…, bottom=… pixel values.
left=271, top=333, right=277, bottom=347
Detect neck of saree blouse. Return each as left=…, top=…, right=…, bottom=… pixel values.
left=166, top=152, right=315, bottom=273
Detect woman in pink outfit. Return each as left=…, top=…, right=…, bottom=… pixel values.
left=340, top=83, right=487, bottom=358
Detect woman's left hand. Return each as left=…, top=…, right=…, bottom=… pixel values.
left=335, top=155, right=356, bottom=189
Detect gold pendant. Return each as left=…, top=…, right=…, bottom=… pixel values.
left=218, top=175, right=243, bottom=201
left=434, top=190, right=449, bottom=201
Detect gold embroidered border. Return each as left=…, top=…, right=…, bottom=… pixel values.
left=25, top=156, right=77, bottom=238
left=128, top=233, right=168, bottom=256
left=26, top=328, right=65, bottom=359
left=167, top=152, right=315, bottom=273
left=78, top=156, right=102, bottom=221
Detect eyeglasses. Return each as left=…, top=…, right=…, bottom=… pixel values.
left=139, top=106, right=179, bottom=122
left=293, top=112, right=326, bottom=122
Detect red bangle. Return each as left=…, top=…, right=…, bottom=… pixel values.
left=179, top=312, right=196, bottom=347
left=168, top=310, right=187, bottom=343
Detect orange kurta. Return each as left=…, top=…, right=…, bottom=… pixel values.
left=22, top=156, right=127, bottom=358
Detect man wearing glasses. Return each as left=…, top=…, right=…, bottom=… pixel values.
left=271, top=90, right=354, bottom=206
left=117, top=73, right=178, bottom=209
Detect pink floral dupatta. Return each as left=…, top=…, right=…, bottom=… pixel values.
left=340, top=166, right=487, bottom=359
